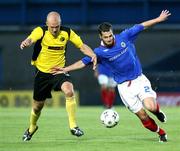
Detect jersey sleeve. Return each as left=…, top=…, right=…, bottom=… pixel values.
left=28, top=26, right=44, bottom=43
left=121, top=24, right=144, bottom=40
left=69, top=29, right=83, bottom=48
left=81, top=51, right=101, bottom=65
left=81, top=56, right=92, bottom=65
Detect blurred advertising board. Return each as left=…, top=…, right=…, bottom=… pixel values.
left=0, top=90, right=79, bottom=107
left=157, top=92, right=180, bottom=106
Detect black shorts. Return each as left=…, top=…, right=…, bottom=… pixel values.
left=33, top=69, right=72, bottom=101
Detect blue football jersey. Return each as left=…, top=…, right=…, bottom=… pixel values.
left=82, top=24, right=144, bottom=83
left=97, top=64, right=113, bottom=77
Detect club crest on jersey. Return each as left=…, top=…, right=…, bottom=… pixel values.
left=60, top=37, right=65, bottom=42
left=121, top=42, right=126, bottom=48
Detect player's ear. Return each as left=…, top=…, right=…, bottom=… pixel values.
left=46, top=21, right=48, bottom=26
left=99, top=34, right=102, bottom=39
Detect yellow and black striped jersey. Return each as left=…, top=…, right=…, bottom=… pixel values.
left=28, top=26, right=83, bottom=73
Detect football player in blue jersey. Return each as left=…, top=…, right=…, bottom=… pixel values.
left=94, top=64, right=117, bottom=108
left=51, top=10, right=171, bottom=142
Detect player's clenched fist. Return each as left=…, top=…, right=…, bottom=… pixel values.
left=20, top=38, right=33, bottom=50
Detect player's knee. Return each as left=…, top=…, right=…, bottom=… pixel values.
left=33, top=102, right=44, bottom=114
left=33, top=107, right=41, bottom=114
left=143, top=98, right=156, bottom=112
left=145, top=104, right=153, bottom=111
left=61, top=81, right=74, bottom=97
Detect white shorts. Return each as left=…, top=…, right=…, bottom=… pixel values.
left=98, top=74, right=117, bottom=88
left=117, top=74, right=156, bottom=113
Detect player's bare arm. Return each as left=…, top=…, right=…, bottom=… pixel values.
left=20, top=38, right=34, bottom=50
left=51, top=60, right=86, bottom=75
left=141, top=10, right=171, bottom=29
left=79, top=43, right=97, bottom=70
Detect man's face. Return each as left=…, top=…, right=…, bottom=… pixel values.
left=100, top=29, right=114, bottom=47
left=47, top=20, right=60, bottom=37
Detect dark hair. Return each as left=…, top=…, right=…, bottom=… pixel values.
left=98, top=22, right=112, bottom=35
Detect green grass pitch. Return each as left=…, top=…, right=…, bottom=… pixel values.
left=1, top=106, right=180, bottom=151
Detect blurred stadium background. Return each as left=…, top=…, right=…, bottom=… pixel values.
left=0, top=0, right=180, bottom=107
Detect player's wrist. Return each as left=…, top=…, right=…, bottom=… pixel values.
left=63, top=67, right=69, bottom=73
left=92, top=54, right=96, bottom=57
left=91, top=54, right=97, bottom=61
left=155, top=17, right=162, bottom=23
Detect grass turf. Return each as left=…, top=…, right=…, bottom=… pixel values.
left=0, top=106, right=180, bottom=151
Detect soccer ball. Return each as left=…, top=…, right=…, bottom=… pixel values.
left=100, top=109, right=119, bottom=128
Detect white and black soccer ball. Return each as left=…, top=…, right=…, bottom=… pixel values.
left=100, top=109, right=119, bottom=128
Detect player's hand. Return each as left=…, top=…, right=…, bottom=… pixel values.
left=91, top=54, right=97, bottom=70
left=157, top=10, right=171, bottom=22
left=50, top=66, right=67, bottom=75
left=20, top=38, right=32, bottom=50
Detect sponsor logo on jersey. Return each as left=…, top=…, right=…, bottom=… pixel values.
left=103, top=49, right=109, bottom=52
left=48, top=46, right=64, bottom=50
left=109, top=47, right=128, bottom=61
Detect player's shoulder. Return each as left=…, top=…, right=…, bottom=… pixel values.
left=94, top=46, right=103, bottom=55
left=60, top=26, right=71, bottom=32
left=114, top=33, right=121, bottom=39
left=95, top=45, right=111, bottom=55
left=60, top=26, right=71, bottom=36
left=33, top=26, right=47, bottom=33
left=94, top=47, right=99, bottom=51
left=61, top=26, right=77, bottom=38
left=40, top=25, right=48, bottom=31
left=31, top=26, right=47, bottom=36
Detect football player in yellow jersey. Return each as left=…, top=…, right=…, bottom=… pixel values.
left=20, top=11, right=97, bottom=141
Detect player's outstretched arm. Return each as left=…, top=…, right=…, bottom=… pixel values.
left=51, top=60, right=86, bottom=75
left=141, top=10, right=171, bottom=29
left=20, top=38, right=34, bottom=50
left=79, top=43, right=97, bottom=70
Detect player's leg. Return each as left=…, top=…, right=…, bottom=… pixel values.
left=29, top=100, right=44, bottom=133
left=117, top=79, right=167, bottom=142
left=139, top=74, right=167, bottom=123
left=61, top=81, right=76, bottom=128
left=98, top=74, right=112, bottom=108
left=138, top=74, right=167, bottom=142
left=22, top=70, right=51, bottom=141
left=135, top=108, right=167, bottom=142
left=143, top=97, right=167, bottom=123
left=101, top=86, right=111, bottom=108
left=22, top=100, right=45, bottom=141
left=105, top=88, right=115, bottom=108
left=61, top=81, right=84, bottom=137
left=106, top=77, right=117, bottom=108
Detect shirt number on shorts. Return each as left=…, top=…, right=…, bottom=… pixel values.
left=144, top=86, right=150, bottom=93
